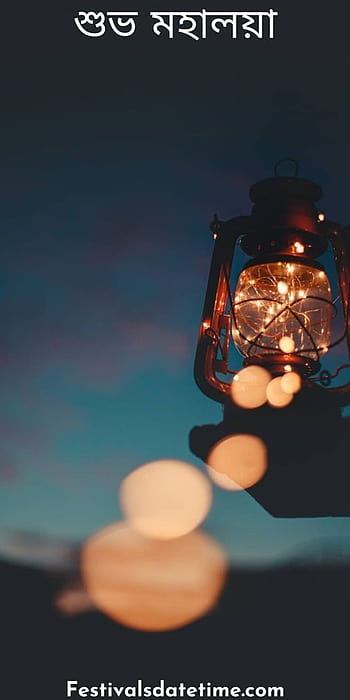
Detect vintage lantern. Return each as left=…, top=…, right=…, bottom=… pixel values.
left=191, top=162, right=350, bottom=516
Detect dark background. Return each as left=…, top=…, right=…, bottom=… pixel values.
left=3, top=556, right=350, bottom=700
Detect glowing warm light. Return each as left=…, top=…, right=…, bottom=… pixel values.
left=279, top=336, right=295, bottom=353
left=233, top=260, right=332, bottom=361
left=202, top=321, right=210, bottom=329
left=230, top=365, right=271, bottom=409
left=266, top=376, right=294, bottom=407
left=280, top=371, right=302, bottom=394
left=206, top=465, right=240, bottom=491
left=284, top=364, right=292, bottom=372
left=294, top=241, right=305, bottom=254
left=119, top=460, right=212, bottom=540
left=207, top=434, right=268, bottom=490
left=277, top=281, right=288, bottom=295
left=318, top=212, right=325, bottom=222
left=213, top=232, right=218, bottom=240
left=81, top=523, right=227, bottom=631
left=55, top=586, right=92, bottom=616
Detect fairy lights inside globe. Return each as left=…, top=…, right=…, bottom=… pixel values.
left=279, top=336, right=295, bottom=353
left=232, top=260, right=333, bottom=362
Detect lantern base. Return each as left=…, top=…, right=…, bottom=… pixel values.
left=243, top=353, right=320, bottom=378
left=189, top=384, right=350, bottom=517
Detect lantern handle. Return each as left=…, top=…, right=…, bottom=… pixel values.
left=273, top=158, right=299, bottom=178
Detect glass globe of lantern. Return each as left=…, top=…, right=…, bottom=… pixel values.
left=232, top=259, right=332, bottom=369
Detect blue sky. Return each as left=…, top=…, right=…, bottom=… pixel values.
left=2, top=147, right=350, bottom=566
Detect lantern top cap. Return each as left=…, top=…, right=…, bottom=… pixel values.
left=249, top=176, right=323, bottom=204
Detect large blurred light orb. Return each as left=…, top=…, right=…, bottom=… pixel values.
left=266, top=376, right=294, bottom=407
left=207, top=434, right=267, bottom=490
left=281, top=371, right=302, bottom=394
left=81, top=523, right=227, bottom=631
left=230, top=365, right=271, bottom=409
left=119, top=459, right=212, bottom=540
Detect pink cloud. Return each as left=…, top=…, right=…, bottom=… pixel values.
left=0, top=417, right=51, bottom=451
left=0, top=457, right=18, bottom=484
left=0, top=209, right=199, bottom=398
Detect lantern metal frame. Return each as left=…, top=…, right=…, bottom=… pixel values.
left=194, top=172, right=350, bottom=406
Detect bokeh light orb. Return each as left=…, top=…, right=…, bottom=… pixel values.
left=230, top=366, right=271, bottom=409
left=119, top=459, right=212, bottom=540
left=81, top=523, right=227, bottom=632
left=277, top=280, right=288, bottom=295
left=207, top=434, right=267, bottom=490
left=206, top=465, right=240, bottom=491
left=279, top=336, right=295, bottom=353
left=55, top=586, right=92, bottom=616
left=281, top=371, right=302, bottom=394
left=266, top=376, right=294, bottom=407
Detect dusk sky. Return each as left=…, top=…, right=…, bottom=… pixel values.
left=2, top=0, right=350, bottom=566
